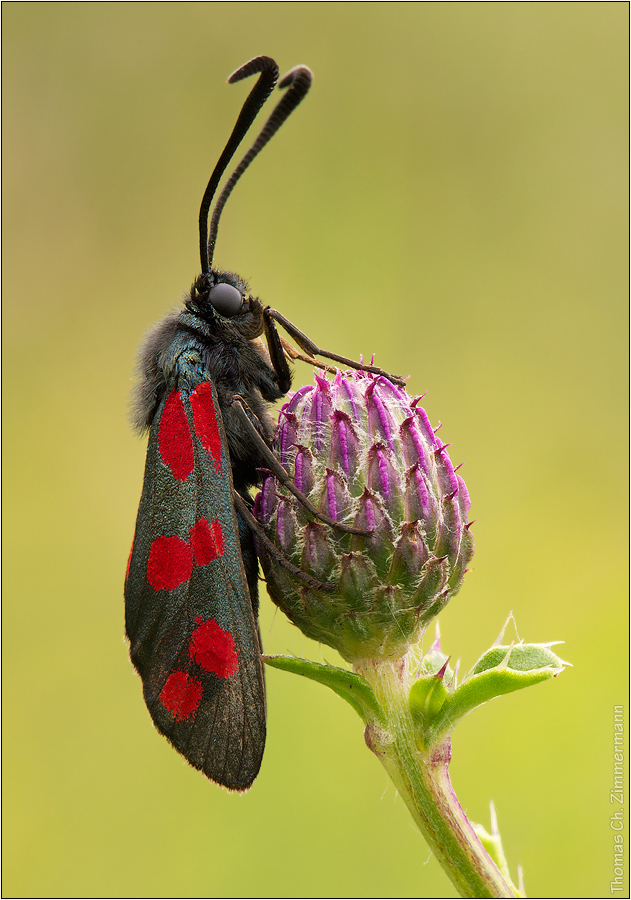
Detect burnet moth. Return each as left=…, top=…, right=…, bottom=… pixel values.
left=125, top=56, right=402, bottom=791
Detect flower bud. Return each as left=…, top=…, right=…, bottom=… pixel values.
left=255, top=370, right=474, bottom=663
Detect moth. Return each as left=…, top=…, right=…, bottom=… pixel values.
left=125, top=56, right=401, bottom=791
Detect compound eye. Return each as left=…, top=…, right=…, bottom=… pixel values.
left=208, top=283, right=243, bottom=317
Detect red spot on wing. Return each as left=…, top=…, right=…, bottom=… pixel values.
left=160, top=671, right=203, bottom=721
left=158, top=390, right=194, bottom=480
left=190, top=382, right=222, bottom=472
left=189, top=618, right=238, bottom=679
left=147, top=535, right=193, bottom=590
left=190, top=517, right=225, bottom=565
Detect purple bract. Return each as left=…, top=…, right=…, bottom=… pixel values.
left=255, top=370, right=474, bottom=663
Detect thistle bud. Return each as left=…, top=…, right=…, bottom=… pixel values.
left=255, top=371, right=474, bottom=663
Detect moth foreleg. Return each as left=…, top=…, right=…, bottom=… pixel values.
left=264, top=307, right=406, bottom=386
left=261, top=306, right=292, bottom=394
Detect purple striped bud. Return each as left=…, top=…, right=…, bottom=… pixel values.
left=256, top=370, right=474, bottom=663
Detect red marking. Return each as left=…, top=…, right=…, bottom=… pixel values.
left=212, top=519, right=224, bottom=556
left=190, top=517, right=225, bottom=565
left=190, top=382, right=222, bottom=472
left=160, top=671, right=202, bottom=721
left=158, top=391, right=194, bottom=481
left=146, top=535, right=193, bottom=590
left=126, top=543, right=133, bottom=580
left=189, top=618, right=238, bottom=679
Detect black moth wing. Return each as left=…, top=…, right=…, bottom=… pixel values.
left=125, top=361, right=265, bottom=791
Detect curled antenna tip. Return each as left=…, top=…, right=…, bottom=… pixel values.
left=228, top=55, right=278, bottom=84
left=279, top=64, right=314, bottom=89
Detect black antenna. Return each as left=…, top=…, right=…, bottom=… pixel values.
left=199, top=56, right=279, bottom=275
left=206, top=65, right=313, bottom=273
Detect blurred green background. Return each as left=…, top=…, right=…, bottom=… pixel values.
left=3, top=3, right=627, bottom=898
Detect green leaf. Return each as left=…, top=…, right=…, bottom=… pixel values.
left=263, top=655, right=386, bottom=725
left=430, top=642, right=569, bottom=739
left=472, top=644, right=565, bottom=675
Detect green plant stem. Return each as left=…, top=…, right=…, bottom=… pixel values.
left=356, top=659, right=518, bottom=899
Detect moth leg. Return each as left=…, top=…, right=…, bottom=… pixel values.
left=230, top=395, right=370, bottom=536
left=264, top=307, right=406, bottom=386
left=261, top=306, right=292, bottom=394
left=233, top=492, right=336, bottom=593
